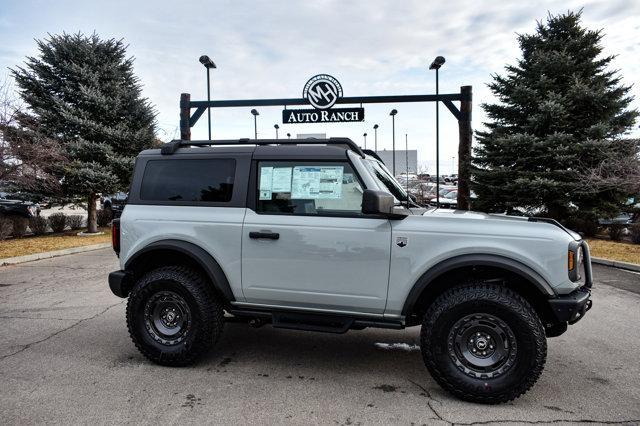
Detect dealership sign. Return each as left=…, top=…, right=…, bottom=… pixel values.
left=283, top=107, right=364, bottom=123
left=282, top=74, right=364, bottom=124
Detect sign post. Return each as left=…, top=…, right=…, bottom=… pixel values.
left=178, top=72, right=473, bottom=209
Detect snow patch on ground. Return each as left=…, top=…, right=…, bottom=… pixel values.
left=374, top=342, right=421, bottom=352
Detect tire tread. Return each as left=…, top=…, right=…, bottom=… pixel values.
left=420, top=283, right=547, bottom=404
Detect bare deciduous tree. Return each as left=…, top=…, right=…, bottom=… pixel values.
left=578, top=139, right=640, bottom=194
left=0, top=75, right=64, bottom=196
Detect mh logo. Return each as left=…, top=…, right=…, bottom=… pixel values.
left=303, top=74, right=343, bottom=110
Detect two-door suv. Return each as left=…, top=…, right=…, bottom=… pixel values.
left=108, top=138, right=593, bottom=404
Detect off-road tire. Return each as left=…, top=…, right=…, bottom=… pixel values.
left=126, top=265, right=224, bottom=366
left=420, top=283, right=546, bottom=404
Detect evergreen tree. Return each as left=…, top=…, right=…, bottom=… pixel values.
left=473, top=11, right=638, bottom=231
left=11, top=33, right=156, bottom=232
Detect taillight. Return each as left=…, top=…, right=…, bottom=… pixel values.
left=112, top=218, right=120, bottom=255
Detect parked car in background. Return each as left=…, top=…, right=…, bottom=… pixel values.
left=101, top=192, right=128, bottom=215
left=429, top=189, right=477, bottom=209
left=0, top=197, right=40, bottom=218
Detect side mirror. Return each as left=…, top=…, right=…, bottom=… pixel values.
left=362, top=189, right=408, bottom=219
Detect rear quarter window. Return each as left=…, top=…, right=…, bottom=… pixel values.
left=140, top=159, right=235, bottom=202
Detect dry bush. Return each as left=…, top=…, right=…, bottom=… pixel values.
left=48, top=212, right=67, bottom=233
left=67, top=214, right=84, bottom=230
left=11, top=216, right=28, bottom=237
left=29, top=216, right=48, bottom=235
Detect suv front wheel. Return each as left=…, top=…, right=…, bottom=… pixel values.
left=420, top=283, right=547, bottom=404
left=126, top=266, right=224, bottom=366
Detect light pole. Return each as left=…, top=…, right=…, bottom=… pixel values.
left=405, top=133, right=410, bottom=206
left=287, top=133, right=291, bottom=139
left=363, top=133, right=367, bottom=149
left=390, top=109, right=398, bottom=176
left=429, top=55, right=445, bottom=208
left=451, top=156, right=455, bottom=174
left=251, top=109, right=259, bottom=139
left=199, top=55, right=216, bottom=140
left=373, top=124, right=379, bottom=152
left=274, top=124, right=279, bottom=139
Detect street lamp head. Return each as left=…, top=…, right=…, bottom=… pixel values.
left=274, top=124, right=279, bottom=129
left=199, top=55, right=217, bottom=69
left=429, top=56, right=446, bottom=70
left=363, top=133, right=367, bottom=137
left=251, top=109, right=259, bottom=116
left=287, top=133, right=291, bottom=138
left=373, top=124, right=379, bottom=130
left=390, top=109, right=398, bottom=116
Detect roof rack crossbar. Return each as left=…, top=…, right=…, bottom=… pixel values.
left=160, top=138, right=366, bottom=158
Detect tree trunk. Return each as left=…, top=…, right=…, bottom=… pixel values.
left=87, top=193, right=98, bottom=233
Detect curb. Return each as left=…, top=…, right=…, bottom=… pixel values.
left=592, top=257, right=640, bottom=273
left=0, top=243, right=111, bottom=267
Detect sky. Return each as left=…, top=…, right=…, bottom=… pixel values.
left=1, top=0, right=639, bottom=174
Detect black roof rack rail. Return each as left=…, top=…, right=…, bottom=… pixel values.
left=159, top=137, right=366, bottom=158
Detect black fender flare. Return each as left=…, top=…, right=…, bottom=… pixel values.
left=125, top=239, right=235, bottom=302
left=401, top=254, right=555, bottom=317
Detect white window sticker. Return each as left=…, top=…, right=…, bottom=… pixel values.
left=259, top=166, right=273, bottom=190
left=291, top=166, right=343, bottom=199
left=271, top=167, right=292, bottom=192
left=259, top=166, right=273, bottom=200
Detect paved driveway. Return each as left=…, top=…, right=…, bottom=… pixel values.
left=0, top=248, right=639, bottom=424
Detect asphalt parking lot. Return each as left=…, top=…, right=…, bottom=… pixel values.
left=0, top=248, right=639, bottom=425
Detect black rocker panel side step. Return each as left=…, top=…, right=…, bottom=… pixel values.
left=271, top=312, right=354, bottom=334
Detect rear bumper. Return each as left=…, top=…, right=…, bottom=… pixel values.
left=548, top=286, right=593, bottom=324
left=108, top=270, right=132, bottom=298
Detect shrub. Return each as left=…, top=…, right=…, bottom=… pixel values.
left=48, top=213, right=68, bottom=233
left=96, top=209, right=113, bottom=227
left=29, top=216, right=49, bottom=235
left=67, top=215, right=84, bottom=230
left=565, top=217, right=600, bottom=237
left=0, top=216, right=12, bottom=240
left=607, top=224, right=624, bottom=241
left=631, top=224, right=640, bottom=244
left=11, top=216, right=29, bottom=237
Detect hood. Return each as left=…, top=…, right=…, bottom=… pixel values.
left=421, top=209, right=582, bottom=241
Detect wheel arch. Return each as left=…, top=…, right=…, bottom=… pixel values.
left=401, top=254, right=556, bottom=324
left=124, top=239, right=235, bottom=303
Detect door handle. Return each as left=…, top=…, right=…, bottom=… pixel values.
left=249, top=231, right=280, bottom=240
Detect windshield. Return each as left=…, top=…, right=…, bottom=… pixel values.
left=363, top=158, right=408, bottom=202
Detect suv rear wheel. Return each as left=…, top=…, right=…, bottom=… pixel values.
left=420, top=283, right=546, bottom=404
left=126, top=266, right=224, bottom=366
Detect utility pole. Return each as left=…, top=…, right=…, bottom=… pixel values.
left=198, top=55, right=216, bottom=140
left=373, top=124, right=379, bottom=152
left=390, top=109, right=397, bottom=175
left=430, top=56, right=445, bottom=208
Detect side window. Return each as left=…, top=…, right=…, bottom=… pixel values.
left=140, top=159, right=235, bottom=202
left=256, top=161, right=364, bottom=215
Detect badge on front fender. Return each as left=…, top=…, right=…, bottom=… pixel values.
left=396, top=236, right=408, bottom=248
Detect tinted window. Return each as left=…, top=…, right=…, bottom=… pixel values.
left=256, top=161, right=364, bottom=215
left=140, top=159, right=235, bottom=202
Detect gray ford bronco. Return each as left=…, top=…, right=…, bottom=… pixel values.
left=108, top=138, right=593, bottom=404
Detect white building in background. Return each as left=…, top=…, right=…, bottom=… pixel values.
left=375, top=149, right=418, bottom=176
left=296, top=133, right=326, bottom=139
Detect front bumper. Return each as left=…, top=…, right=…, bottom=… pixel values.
left=108, top=270, right=132, bottom=298
left=548, top=286, right=593, bottom=324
